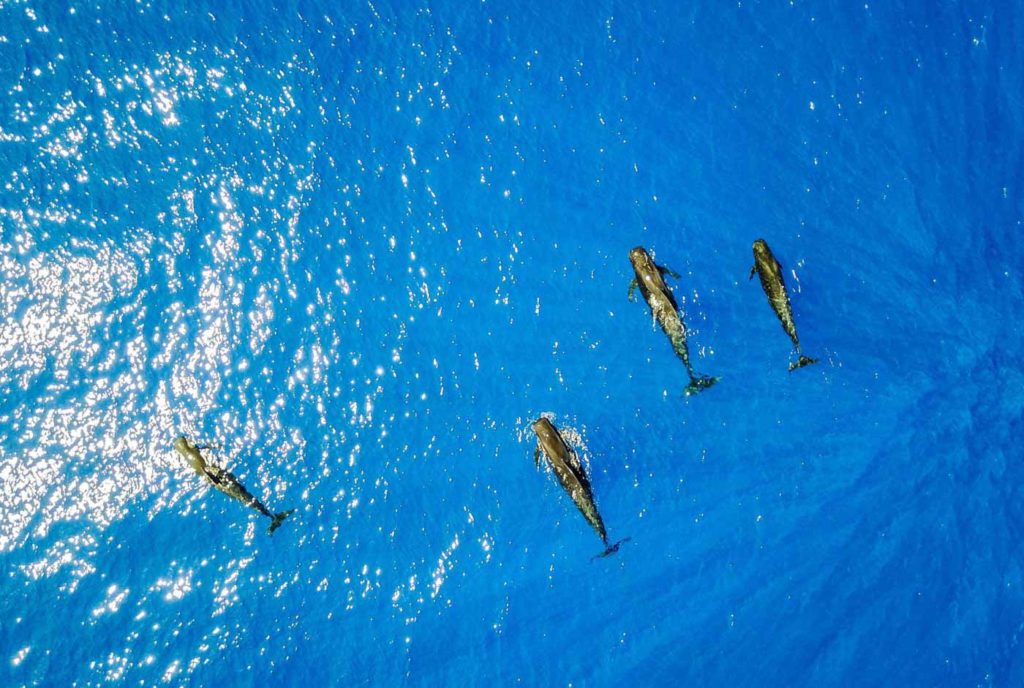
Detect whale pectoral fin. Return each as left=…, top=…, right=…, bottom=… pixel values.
left=627, top=279, right=638, bottom=302
left=748, top=265, right=756, bottom=280
left=659, top=265, right=681, bottom=280
left=534, top=446, right=541, bottom=469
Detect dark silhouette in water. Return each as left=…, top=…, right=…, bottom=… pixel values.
left=174, top=437, right=294, bottom=534
left=628, top=246, right=718, bottom=395
left=749, top=239, right=818, bottom=371
left=531, top=418, right=629, bottom=559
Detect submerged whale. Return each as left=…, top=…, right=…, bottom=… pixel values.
left=174, top=437, right=294, bottom=534
left=749, top=239, right=817, bottom=371
left=531, top=417, right=627, bottom=559
left=628, top=246, right=718, bottom=395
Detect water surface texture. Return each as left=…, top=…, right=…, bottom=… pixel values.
left=1, top=1, right=1022, bottom=685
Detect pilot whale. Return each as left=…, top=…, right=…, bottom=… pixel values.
left=174, top=436, right=294, bottom=534
left=628, top=246, right=718, bottom=395
left=531, top=417, right=627, bottom=559
left=749, top=239, right=817, bottom=371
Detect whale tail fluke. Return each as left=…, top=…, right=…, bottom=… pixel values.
left=267, top=509, right=295, bottom=535
left=684, top=375, right=719, bottom=396
left=591, top=537, right=631, bottom=561
left=789, top=355, right=818, bottom=372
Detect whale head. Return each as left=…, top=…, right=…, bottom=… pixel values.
left=628, top=246, right=653, bottom=271
left=173, top=436, right=208, bottom=475
left=752, top=239, right=771, bottom=260
left=532, top=417, right=566, bottom=454
left=532, top=417, right=564, bottom=466
left=532, top=417, right=556, bottom=440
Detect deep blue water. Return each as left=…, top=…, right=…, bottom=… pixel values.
left=1, top=1, right=1022, bottom=685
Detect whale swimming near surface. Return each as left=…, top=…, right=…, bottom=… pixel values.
left=531, top=417, right=627, bottom=559
left=749, top=238, right=818, bottom=371
left=628, top=246, right=718, bottom=395
left=174, top=436, right=294, bottom=534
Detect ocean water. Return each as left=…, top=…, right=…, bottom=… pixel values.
left=1, top=0, right=1022, bottom=685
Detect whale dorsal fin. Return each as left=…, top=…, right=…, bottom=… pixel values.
left=565, top=446, right=584, bottom=477
left=200, top=463, right=229, bottom=487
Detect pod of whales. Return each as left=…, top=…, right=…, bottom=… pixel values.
left=168, top=237, right=819, bottom=559
left=628, top=246, right=718, bottom=395
left=174, top=436, right=295, bottom=534
left=531, top=417, right=628, bottom=559
left=749, top=239, right=818, bottom=371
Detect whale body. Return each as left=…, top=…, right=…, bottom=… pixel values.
left=749, top=239, right=817, bottom=371
left=174, top=436, right=294, bottom=534
left=628, top=246, right=718, bottom=395
left=531, top=418, right=627, bottom=559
